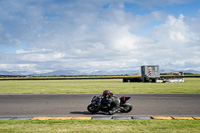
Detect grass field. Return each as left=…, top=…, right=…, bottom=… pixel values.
left=0, top=78, right=199, bottom=94
left=0, top=119, right=200, bottom=133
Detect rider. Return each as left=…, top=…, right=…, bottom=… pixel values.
left=102, top=90, right=120, bottom=115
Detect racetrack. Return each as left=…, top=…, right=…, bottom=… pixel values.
left=0, top=94, right=200, bottom=117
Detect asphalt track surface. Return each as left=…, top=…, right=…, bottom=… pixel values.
left=0, top=94, right=200, bottom=117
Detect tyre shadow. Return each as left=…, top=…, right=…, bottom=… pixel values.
left=70, top=111, right=105, bottom=115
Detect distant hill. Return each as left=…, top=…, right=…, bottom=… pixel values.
left=0, top=70, right=37, bottom=75
left=41, top=70, right=83, bottom=76
left=0, top=71, right=15, bottom=75
left=0, top=69, right=200, bottom=76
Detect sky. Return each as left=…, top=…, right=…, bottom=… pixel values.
left=0, top=0, right=200, bottom=75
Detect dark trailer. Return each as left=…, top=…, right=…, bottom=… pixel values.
left=141, top=65, right=160, bottom=82
left=123, top=65, right=184, bottom=83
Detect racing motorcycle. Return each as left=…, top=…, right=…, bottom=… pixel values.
left=87, top=95, right=132, bottom=114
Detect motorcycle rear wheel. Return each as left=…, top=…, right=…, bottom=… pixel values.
left=87, top=104, right=100, bottom=113
left=120, top=103, right=132, bottom=113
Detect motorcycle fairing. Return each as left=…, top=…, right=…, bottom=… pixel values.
left=120, top=96, right=130, bottom=104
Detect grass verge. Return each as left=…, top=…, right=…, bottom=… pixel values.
left=0, top=119, right=200, bottom=133
left=0, top=78, right=200, bottom=94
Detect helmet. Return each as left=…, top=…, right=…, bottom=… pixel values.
left=103, top=90, right=110, bottom=98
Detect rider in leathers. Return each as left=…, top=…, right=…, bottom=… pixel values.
left=102, top=90, right=120, bottom=115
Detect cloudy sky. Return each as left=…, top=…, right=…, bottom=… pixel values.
left=0, top=0, right=200, bottom=75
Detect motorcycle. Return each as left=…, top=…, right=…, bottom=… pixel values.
left=87, top=95, right=132, bottom=114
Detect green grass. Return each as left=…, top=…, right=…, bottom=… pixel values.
left=0, top=119, right=200, bottom=133
left=0, top=78, right=200, bottom=94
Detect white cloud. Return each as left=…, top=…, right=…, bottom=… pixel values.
left=18, top=51, right=65, bottom=62
left=150, top=14, right=199, bottom=49
left=0, top=0, right=200, bottom=74
left=147, top=14, right=200, bottom=70
left=16, top=64, right=38, bottom=70
left=16, top=48, right=51, bottom=54
left=0, top=63, right=38, bottom=72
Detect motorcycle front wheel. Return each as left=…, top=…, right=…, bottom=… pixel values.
left=87, top=104, right=100, bottom=113
left=120, top=103, right=133, bottom=113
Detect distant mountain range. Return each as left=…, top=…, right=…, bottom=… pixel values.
left=0, top=70, right=35, bottom=75
left=160, top=69, right=200, bottom=73
left=0, top=70, right=136, bottom=75
left=0, top=69, right=199, bottom=76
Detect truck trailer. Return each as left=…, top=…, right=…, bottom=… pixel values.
left=123, top=65, right=184, bottom=83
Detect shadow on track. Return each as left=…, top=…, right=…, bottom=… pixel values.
left=70, top=111, right=105, bottom=115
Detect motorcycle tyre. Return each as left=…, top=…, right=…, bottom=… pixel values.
left=87, top=104, right=100, bottom=113
left=120, top=103, right=132, bottom=113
